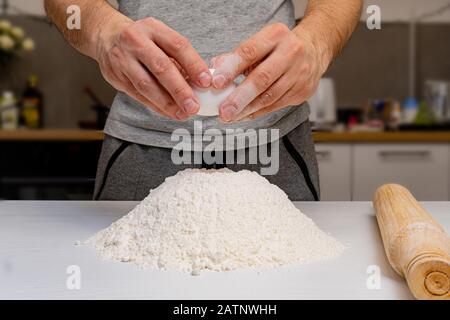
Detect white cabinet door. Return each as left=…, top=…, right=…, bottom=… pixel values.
left=315, top=144, right=352, bottom=201
left=353, top=144, right=449, bottom=201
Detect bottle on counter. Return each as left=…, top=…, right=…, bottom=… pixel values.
left=0, top=91, right=19, bottom=130
left=387, top=100, right=402, bottom=130
left=424, top=81, right=449, bottom=123
left=21, top=75, right=44, bottom=129
left=415, top=101, right=435, bottom=125
left=402, top=97, right=419, bottom=124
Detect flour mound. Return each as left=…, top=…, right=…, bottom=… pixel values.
left=88, top=169, right=344, bottom=273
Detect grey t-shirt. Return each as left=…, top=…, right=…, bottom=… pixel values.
left=104, top=0, right=310, bottom=150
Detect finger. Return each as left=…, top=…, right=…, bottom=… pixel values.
left=151, top=19, right=211, bottom=88
left=125, top=82, right=188, bottom=120
left=212, top=23, right=290, bottom=89
left=218, top=48, right=292, bottom=122
left=209, top=56, right=218, bottom=68
left=171, top=58, right=188, bottom=80
left=113, top=68, right=189, bottom=120
left=211, top=55, right=260, bottom=79
left=243, top=63, right=258, bottom=77
left=245, top=89, right=302, bottom=120
left=121, top=57, right=175, bottom=106
left=136, top=42, right=200, bottom=115
left=128, top=85, right=189, bottom=121
left=234, top=75, right=294, bottom=121
left=211, top=54, right=258, bottom=77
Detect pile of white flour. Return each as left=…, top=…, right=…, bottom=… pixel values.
left=87, top=169, right=344, bottom=274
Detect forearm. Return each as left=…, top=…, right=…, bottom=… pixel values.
left=44, top=0, right=132, bottom=59
left=293, top=0, right=362, bottom=72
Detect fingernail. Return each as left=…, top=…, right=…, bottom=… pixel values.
left=176, top=110, right=188, bottom=120
left=198, top=71, right=212, bottom=87
left=183, top=98, right=199, bottom=114
left=213, top=74, right=227, bottom=88
left=221, top=105, right=237, bottom=122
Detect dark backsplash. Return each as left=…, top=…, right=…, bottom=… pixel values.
left=1, top=17, right=449, bottom=128
left=327, top=22, right=450, bottom=108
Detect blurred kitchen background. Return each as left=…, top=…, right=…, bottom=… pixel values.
left=1, top=0, right=450, bottom=201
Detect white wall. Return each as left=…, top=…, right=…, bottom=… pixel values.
left=5, top=0, right=450, bottom=22
left=294, top=0, right=450, bottom=23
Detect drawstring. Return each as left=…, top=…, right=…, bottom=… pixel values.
left=94, top=141, right=130, bottom=200
left=282, top=136, right=319, bottom=201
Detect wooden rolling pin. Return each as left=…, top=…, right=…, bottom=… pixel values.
left=373, top=184, right=450, bottom=300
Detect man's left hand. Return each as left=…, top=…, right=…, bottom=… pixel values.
left=211, top=23, right=330, bottom=122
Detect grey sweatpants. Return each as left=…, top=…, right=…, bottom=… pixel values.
left=93, top=121, right=320, bottom=201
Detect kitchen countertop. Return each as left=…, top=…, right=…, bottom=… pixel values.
left=313, top=131, right=450, bottom=143
left=0, top=129, right=104, bottom=141
left=3, top=129, right=450, bottom=143
left=1, top=201, right=449, bottom=300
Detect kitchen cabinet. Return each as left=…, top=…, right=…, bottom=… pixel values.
left=352, top=144, right=449, bottom=201
left=315, top=144, right=352, bottom=201
left=0, top=140, right=102, bottom=200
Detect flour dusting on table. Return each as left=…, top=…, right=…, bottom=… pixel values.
left=87, top=169, right=344, bottom=274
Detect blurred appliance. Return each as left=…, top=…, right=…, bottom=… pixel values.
left=424, top=80, right=450, bottom=123
left=308, top=78, right=336, bottom=130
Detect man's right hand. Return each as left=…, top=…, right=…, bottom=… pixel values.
left=94, top=17, right=211, bottom=120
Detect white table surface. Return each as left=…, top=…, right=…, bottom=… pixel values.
left=0, top=201, right=449, bottom=300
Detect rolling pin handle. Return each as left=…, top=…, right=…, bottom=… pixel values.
left=407, top=255, right=450, bottom=299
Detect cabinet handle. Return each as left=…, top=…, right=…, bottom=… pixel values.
left=378, top=150, right=431, bottom=158
left=316, top=150, right=331, bottom=160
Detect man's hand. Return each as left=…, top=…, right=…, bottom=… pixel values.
left=95, top=17, right=212, bottom=120
left=211, top=23, right=330, bottom=122
left=211, top=0, right=362, bottom=122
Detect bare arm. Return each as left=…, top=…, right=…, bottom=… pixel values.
left=211, top=0, right=362, bottom=121
left=44, top=0, right=212, bottom=120
left=293, top=0, right=362, bottom=73
left=44, top=1, right=128, bottom=60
